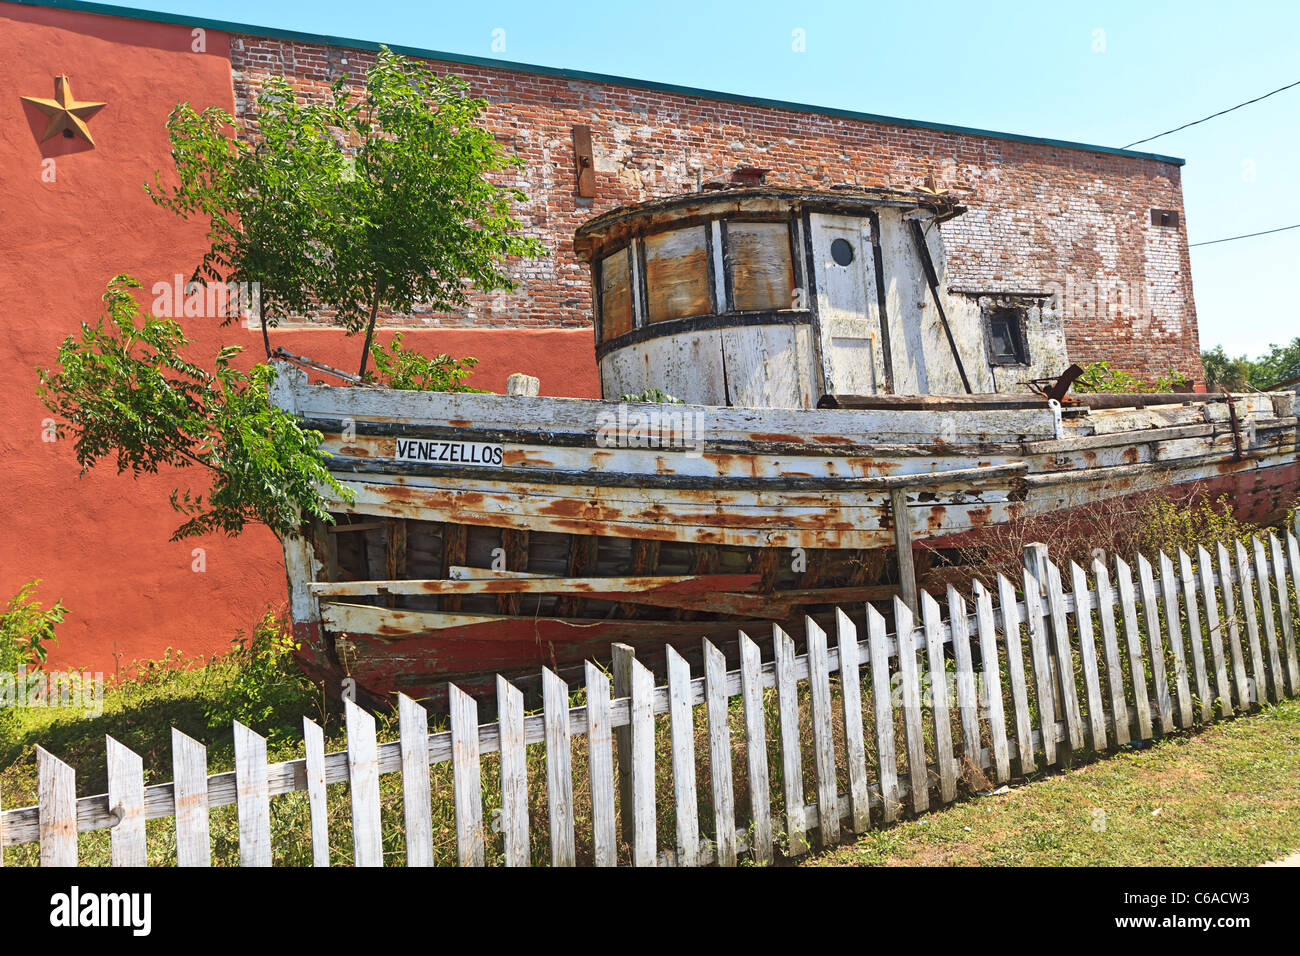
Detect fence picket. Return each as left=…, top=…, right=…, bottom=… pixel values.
left=37, top=747, right=76, bottom=867
left=1269, top=533, right=1299, bottom=694
left=995, top=575, right=1035, bottom=774
left=233, top=722, right=271, bottom=867
left=1156, top=551, right=1194, bottom=727
left=345, top=698, right=384, bottom=867
left=611, top=643, right=635, bottom=848
left=947, top=587, right=984, bottom=774
left=171, top=729, right=210, bottom=867
left=1196, top=547, right=1232, bottom=716
left=704, top=640, right=738, bottom=867
left=972, top=582, right=1010, bottom=781
left=834, top=610, right=871, bottom=829
left=542, top=669, right=576, bottom=867
left=1114, top=557, right=1153, bottom=741
left=1044, top=562, right=1084, bottom=754
left=665, top=646, right=699, bottom=866
left=1068, top=563, right=1108, bottom=751
left=1092, top=559, right=1130, bottom=746
left=497, top=676, right=529, bottom=867
left=921, top=591, right=960, bottom=797
left=1234, top=539, right=1268, bottom=704
left=1288, top=531, right=1300, bottom=692
left=302, top=718, right=329, bottom=867
left=1177, top=550, right=1212, bottom=722
left=1136, top=554, right=1175, bottom=734
left=738, top=631, right=774, bottom=862
left=105, top=736, right=145, bottom=867
left=773, top=624, right=809, bottom=852
left=866, top=605, right=902, bottom=821
left=806, top=618, right=841, bottom=841
left=1217, top=542, right=1252, bottom=709
left=397, top=694, right=433, bottom=867
left=892, top=600, right=930, bottom=810
left=1252, top=537, right=1286, bottom=703
left=585, top=663, right=617, bottom=868
left=1022, top=569, right=1058, bottom=765
left=629, top=656, right=657, bottom=867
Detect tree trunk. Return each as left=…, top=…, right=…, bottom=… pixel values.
left=356, top=286, right=383, bottom=379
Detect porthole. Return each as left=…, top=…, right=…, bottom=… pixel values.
left=830, top=237, right=855, bottom=266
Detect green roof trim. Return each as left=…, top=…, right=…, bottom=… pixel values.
left=11, top=0, right=1186, bottom=167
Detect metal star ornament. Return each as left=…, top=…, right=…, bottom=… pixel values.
left=21, top=75, right=107, bottom=146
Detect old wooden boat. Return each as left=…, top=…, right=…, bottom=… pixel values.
left=271, top=186, right=1300, bottom=706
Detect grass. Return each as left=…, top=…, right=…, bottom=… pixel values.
left=802, top=697, right=1300, bottom=867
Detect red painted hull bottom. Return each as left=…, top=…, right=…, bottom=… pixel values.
left=293, top=460, right=1300, bottom=711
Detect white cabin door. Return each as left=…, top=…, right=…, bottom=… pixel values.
left=809, top=213, right=888, bottom=396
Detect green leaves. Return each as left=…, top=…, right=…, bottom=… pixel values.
left=37, top=276, right=354, bottom=542
left=0, top=581, right=65, bottom=673
left=366, top=333, right=484, bottom=391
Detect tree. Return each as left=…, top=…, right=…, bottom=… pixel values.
left=1201, top=345, right=1253, bottom=391
left=1250, top=337, right=1300, bottom=388
left=146, top=46, right=542, bottom=375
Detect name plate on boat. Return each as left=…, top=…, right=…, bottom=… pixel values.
left=395, top=438, right=504, bottom=466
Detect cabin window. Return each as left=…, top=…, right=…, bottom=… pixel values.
left=643, top=227, right=712, bottom=323
left=985, top=308, right=1029, bottom=366
left=598, top=248, right=634, bottom=341
left=726, top=221, right=796, bottom=312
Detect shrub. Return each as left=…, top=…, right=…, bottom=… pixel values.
left=1075, top=360, right=1192, bottom=394
left=366, top=334, right=484, bottom=392
left=0, top=581, right=65, bottom=674
left=202, top=609, right=317, bottom=737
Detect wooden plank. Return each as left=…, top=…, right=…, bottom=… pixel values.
left=585, top=663, right=617, bottom=868
left=665, top=645, right=700, bottom=866
left=1288, top=530, right=1300, bottom=694
left=448, top=685, right=484, bottom=867
left=1023, top=544, right=1062, bottom=720
left=893, top=599, right=930, bottom=809
left=866, top=605, right=902, bottom=822
left=302, top=718, right=329, bottom=867
left=1252, top=536, right=1287, bottom=704
left=310, top=572, right=764, bottom=598
left=1191, top=547, right=1230, bottom=716
left=834, top=610, right=872, bottom=830
left=772, top=624, right=809, bottom=851
left=1091, top=558, right=1131, bottom=745
left=891, top=488, right=919, bottom=613
left=441, top=522, right=467, bottom=611
left=1114, top=557, right=1153, bottom=741
left=1158, top=551, right=1194, bottom=728
left=233, top=721, right=272, bottom=867
left=1068, top=563, right=1108, bottom=751
left=345, top=698, right=384, bottom=867
left=1234, top=539, right=1268, bottom=705
left=995, top=575, right=1035, bottom=774
left=738, top=630, right=774, bottom=862
left=610, top=643, right=635, bottom=847
left=974, top=581, right=1011, bottom=780
left=805, top=617, right=842, bottom=842
left=37, top=747, right=76, bottom=867
left=1136, top=554, right=1175, bottom=734
left=171, top=729, right=210, bottom=867
left=629, top=656, right=657, bottom=867
left=704, top=639, right=738, bottom=866
left=1216, top=542, right=1250, bottom=709
left=105, top=736, right=145, bottom=867
left=1270, top=533, right=1299, bottom=695
left=946, top=586, right=984, bottom=777
left=1022, top=567, right=1058, bottom=764
left=542, top=668, right=576, bottom=867
left=496, top=676, right=529, bottom=867
left=397, top=694, right=433, bottom=867
left=1177, top=550, right=1212, bottom=722
left=1044, top=562, right=1084, bottom=753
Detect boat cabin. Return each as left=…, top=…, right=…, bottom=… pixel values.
left=574, top=186, right=1069, bottom=408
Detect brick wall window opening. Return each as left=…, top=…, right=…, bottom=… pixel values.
left=985, top=308, right=1030, bottom=366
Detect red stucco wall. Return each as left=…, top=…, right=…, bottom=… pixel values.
left=0, top=3, right=599, bottom=674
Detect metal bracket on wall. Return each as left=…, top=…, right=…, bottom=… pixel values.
left=572, top=125, right=596, bottom=198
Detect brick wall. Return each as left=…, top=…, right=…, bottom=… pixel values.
left=229, top=35, right=1201, bottom=384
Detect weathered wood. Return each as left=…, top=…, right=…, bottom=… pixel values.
left=496, top=676, right=529, bottom=867
left=610, top=643, right=636, bottom=846
left=1068, top=563, right=1108, bottom=751
left=302, top=718, right=329, bottom=867
left=1252, top=537, right=1287, bottom=704
left=441, top=522, right=467, bottom=611
left=345, top=698, right=384, bottom=867
left=738, top=631, right=775, bottom=862
left=542, top=668, right=576, bottom=867
left=1114, top=557, right=1153, bottom=741
left=500, top=527, right=529, bottom=614
left=1136, top=554, right=1175, bottom=734
left=973, top=580, right=1011, bottom=779
left=995, top=575, right=1035, bottom=774
left=233, top=722, right=272, bottom=867
left=1269, top=533, right=1299, bottom=695
left=866, top=605, right=902, bottom=821
left=385, top=517, right=407, bottom=608
left=1157, top=551, right=1194, bottom=728
left=1288, top=530, right=1300, bottom=694
left=1091, top=558, right=1130, bottom=745
left=805, top=617, right=842, bottom=842
left=584, top=663, right=616, bottom=868
left=893, top=599, right=931, bottom=808
left=171, top=729, right=210, bottom=867
left=1234, top=539, right=1268, bottom=705
left=665, top=645, right=700, bottom=866
left=947, top=586, right=984, bottom=777
left=1044, top=562, right=1084, bottom=753
left=1177, top=550, right=1212, bottom=722
left=105, top=736, right=145, bottom=867
left=1022, top=567, right=1058, bottom=765
left=834, top=610, right=872, bottom=829
left=1023, top=543, right=1063, bottom=720
left=1216, top=542, right=1251, bottom=710
left=704, top=639, right=738, bottom=866
left=891, top=488, right=919, bottom=613
left=773, top=624, right=809, bottom=851
left=397, top=694, right=433, bottom=867
left=1196, top=546, right=1232, bottom=716
left=628, top=656, right=657, bottom=867
left=37, top=747, right=76, bottom=867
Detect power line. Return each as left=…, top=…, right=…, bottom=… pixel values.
left=1189, top=222, right=1300, bottom=248
left=1122, top=78, right=1300, bottom=149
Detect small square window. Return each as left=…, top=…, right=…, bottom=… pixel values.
left=986, top=309, right=1029, bottom=366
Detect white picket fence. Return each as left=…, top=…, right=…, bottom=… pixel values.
left=2, top=517, right=1298, bottom=867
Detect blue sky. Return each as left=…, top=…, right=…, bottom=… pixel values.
left=129, top=0, right=1299, bottom=358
